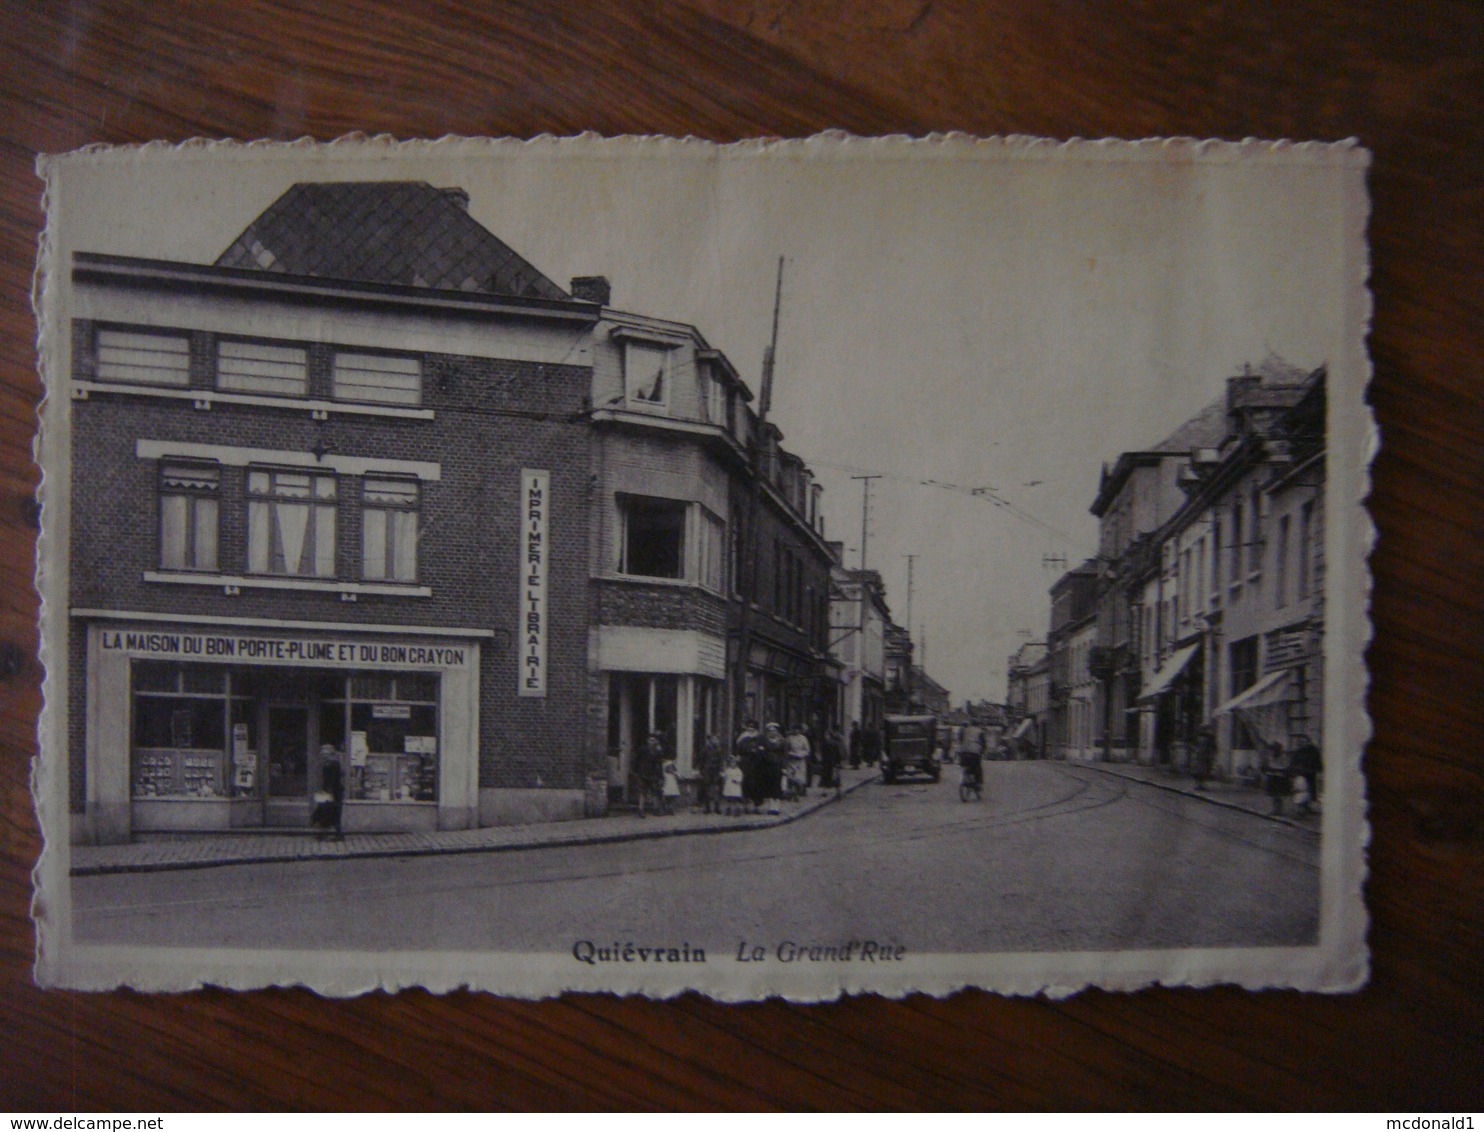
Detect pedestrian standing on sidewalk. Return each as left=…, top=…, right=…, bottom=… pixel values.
left=862, top=724, right=881, bottom=767
left=661, top=757, right=681, bottom=815
left=1262, top=739, right=1292, bottom=817
left=763, top=722, right=787, bottom=814
left=736, top=719, right=763, bottom=814
left=820, top=727, right=843, bottom=791
left=848, top=721, right=862, bottom=768
left=634, top=732, right=665, bottom=818
left=722, top=753, right=745, bottom=816
left=1191, top=724, right=1216, bottom=791
left=697, top=732, right=724, bottom=814
left=313, top=744, right=345, bottom=841
left=785, top=725, right=811, bottom=802
left=1290, top=734, right=1321, bottom=815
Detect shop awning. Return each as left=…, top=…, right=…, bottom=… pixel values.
left=1012, top=717, right=1036, bottom=741
left=1212, top=669, right=1294, bottom=747
left=1213, top=669, right=1291, bottom=717
left=1135, top=643, right=1200, bottom=704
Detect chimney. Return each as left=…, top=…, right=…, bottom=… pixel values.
left=570, top=276, right=611, bottom=306
left=439, top=187, right=470, bottom=211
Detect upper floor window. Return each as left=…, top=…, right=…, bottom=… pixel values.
left=1248, top=486, right=1263, bottom=576
left=247, top=468, right=336, bottom=577
left=334, top=352, right=422, bottom=406
left=618, top=494, right=686, bottom=579
left=97, top=328, right=190, bottom=387
left=362, top=478, right=419, bottom=582
left=1275, top=514, right=1291, bottom=608
left=218, top=340, right=308, bottom=397
left=159, top=462, right=219, bottom=572
left=1230, top=501, right=1244, bottom=586
left=700, top=370, right=724, bottom=424
left=696, top=507, right=726, bottom=593
left=1297, top=500, right=1314, bottom=600
left=625, top=342, right=670, bottom=409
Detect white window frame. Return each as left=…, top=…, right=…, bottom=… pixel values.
left=96, top=327, right=191, bottom=387
left=624, top=340, right=671, bottom=411
left=217, top=339, right=309, bottom=397
left=362, top=477, right=420, bottom=583
left=247, top=467, right=338, bottom=578
left=158, top=461, right=220, bottom=572
left=616, top=494, right=688, bottom=580
left=333, top=351, right=422, bottom=406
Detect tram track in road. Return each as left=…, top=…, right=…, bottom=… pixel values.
left=77, top=771, right=1125, bottom=922
left=75, top=763, right=1315, bottom=927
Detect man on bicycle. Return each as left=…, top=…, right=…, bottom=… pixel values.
left=960, top=721, right=986, bottom=795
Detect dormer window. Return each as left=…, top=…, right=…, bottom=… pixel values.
left=624, top=341, right=670, bottom=409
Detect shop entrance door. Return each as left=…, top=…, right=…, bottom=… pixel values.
left=264, top=702, right=314, bottom=826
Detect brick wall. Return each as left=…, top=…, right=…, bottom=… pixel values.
left=592, top=579, right=727, bottom=635
left=69, top=318, right=596, bottom=802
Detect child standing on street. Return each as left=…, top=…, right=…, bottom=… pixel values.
left=661, top=758, right=681, bottom=816
left=722, top=754, right=744, bottom=817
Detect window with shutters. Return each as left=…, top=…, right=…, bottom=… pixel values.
left=217, top=340, right=309, bottom=397
left=96, top=328, right=191, bottom=387
left=333, top=351, right=422, bottom=406
left=158, top=462, right=219, bottom=572
left=362, top=478, right=419, bottom=582
left=247, top=468, right=337, bottom=577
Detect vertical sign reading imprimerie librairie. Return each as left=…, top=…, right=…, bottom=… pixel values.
left=520, top=469, right=549, bottom=697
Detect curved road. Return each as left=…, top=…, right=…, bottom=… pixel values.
left=74, top=762, right=1319, bottom=953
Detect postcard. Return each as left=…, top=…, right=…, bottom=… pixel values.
left=32, top=134, right=1372, bottom=997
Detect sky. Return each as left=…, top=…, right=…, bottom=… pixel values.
left=43, top=136, right=1363, bottom=702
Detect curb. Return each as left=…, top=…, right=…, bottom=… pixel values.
left=72, top=772, right=882, bottom=877
left=1074, top=762, right=1319, bottom=833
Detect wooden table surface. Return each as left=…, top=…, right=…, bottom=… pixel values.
left=2, top=0, right=1481, bottom=1111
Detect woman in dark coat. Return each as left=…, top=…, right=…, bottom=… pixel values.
left=314, top=744, right=345, bottom=841
left=633, top=733, right=665, bottom=817
left=1261, top=740, right=1292, bottom=817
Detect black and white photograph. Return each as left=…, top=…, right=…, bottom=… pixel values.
left=32, top=135, right=1371, bottom=997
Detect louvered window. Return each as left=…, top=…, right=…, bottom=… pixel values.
left=333, top=352, right=422, bottom=406
left=97, top=329, right=190, bottom=387
left=159, top=462, right=219, bottom=571
left=217, top=340, right=308, bottom=396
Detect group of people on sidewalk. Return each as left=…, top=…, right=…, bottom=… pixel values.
left=630, top=720, right=848, bottom=819
left=1187, top=725, right=1322, bottom=818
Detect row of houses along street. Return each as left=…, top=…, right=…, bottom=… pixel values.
left=1005, top=356, right=1326, bottom=789
left=65, top=179, right=950, bottom=845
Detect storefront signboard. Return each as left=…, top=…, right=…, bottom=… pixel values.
left=520, top=468, right=549, bottom=697
left=97, top=629, right=469, bottom=669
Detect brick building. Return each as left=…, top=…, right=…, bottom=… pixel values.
left=66, top=183, right=600, bottom=843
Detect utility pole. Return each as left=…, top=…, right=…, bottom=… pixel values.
left=851, top=475, right=880, bottom=573
left=848, top=474, right=880, bottom=732
left=734, top=257, right=784, bottom=736
left=904, top=553, right=916, bottom=710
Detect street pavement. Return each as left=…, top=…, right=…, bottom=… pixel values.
left=70, top=766, right=883, bottom=875
left=72, top=761, right=1320, bottom=953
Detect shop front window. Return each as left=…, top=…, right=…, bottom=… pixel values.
left=131, top=662, right=230, bottom=798
left=323, top=673, right=439, bottom=803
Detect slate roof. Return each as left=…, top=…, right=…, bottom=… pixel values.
left=215, top=182, right=569, bottom=300
left=1152, top=397, right=1229, bottom=453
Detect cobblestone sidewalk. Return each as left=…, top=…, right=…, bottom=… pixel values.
left=69, top=767, right=881, bottom=876
left=1073, top=759, right=1322, bottom=831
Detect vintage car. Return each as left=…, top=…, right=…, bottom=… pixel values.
left=881, top=714, right=943, bottom=784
